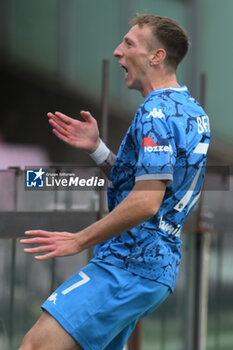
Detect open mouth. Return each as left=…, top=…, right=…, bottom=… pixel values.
left=120, top=64, right=129, bottom=79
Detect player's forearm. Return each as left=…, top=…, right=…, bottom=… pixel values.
left=88, top=139, right=116, bottom=178
left=77, top=196, right=152, bottom=250
left=76, top=184, right=165, bottom=251
left=98, top=151, right=116, bottom=178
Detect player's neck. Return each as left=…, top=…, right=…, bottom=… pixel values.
left=141, top=71, right=180, bottom=98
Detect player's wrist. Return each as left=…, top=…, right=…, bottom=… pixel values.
left=89, top=139, right=110, bottom=165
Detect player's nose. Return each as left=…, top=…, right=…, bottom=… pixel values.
left=113, top=43, right=123, bottom=58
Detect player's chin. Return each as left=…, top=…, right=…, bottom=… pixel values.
left=126, top=80, right=140, bottom=91
left=124, top=74, right=132, bottom=88
left=126, top=80, right=134, bottom=89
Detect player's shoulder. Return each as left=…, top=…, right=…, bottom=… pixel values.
left=138, top=86, right=191, bottom=121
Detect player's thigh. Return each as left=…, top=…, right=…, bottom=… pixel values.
left=20, top=310, right=82, bottom=350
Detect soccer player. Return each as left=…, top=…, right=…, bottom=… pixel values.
left=20, top=14, right=210, bottom=350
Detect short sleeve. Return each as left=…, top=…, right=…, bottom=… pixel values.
left=135, top=108, right=177, bottom=184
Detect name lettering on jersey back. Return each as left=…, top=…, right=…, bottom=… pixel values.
left=197, top=116, right=210, bottom=134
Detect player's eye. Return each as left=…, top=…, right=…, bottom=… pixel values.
left=125, top=39, right=133, bottom=47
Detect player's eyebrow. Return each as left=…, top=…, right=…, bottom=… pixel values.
left=123, top=35, right=135, bottom=45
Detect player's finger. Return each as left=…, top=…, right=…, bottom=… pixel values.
left=48, top=113, right=71, bottom=131
left=47, top=112, right=56, bottom=119
left=35, top=251, right=57, bottom=260
left=24, top=245, right=54, bottom=254
left=48, top=118, right=68, bottom=137
left=20, top=237, right=51, bottom=245
left=80, top=111, right=94, bottom=123
left=54, top=111, right=72, bottom=125
left=52, top=129, right=69, bottom=144
left=24, top=230, right=51, bottom=237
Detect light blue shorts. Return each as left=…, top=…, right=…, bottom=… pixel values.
left=42, top=259, right=170, bottom=350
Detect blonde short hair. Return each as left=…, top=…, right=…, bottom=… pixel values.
left=130, top=14, right=191, bottom=71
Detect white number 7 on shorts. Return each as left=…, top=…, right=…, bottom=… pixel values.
left=62, top=271, right=90, bottom=295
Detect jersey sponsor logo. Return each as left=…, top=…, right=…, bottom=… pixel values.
left=141, top=137, right=172, bottom=153
left=146, top=108, right=165, bottom=119
left=159, top=216, right=181, bottom=237
left=141, top=137, right=157, bottom=147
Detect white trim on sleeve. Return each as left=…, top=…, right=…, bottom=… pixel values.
left=135, top=173, right=173, bottom=184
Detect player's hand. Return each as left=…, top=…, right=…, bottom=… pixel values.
left=47, top=111, right=100, bottom=153
left=20, top=230, right=81, bottom=260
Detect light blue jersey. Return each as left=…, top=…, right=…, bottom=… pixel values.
left=42, top=86, right=210, bottom=349
left=93, top=86, right=210, bottom=291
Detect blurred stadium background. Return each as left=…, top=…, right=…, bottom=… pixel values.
left=0, top=0, right=232, bottom=349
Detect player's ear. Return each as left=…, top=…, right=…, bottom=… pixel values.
left=149, top=48, right=166, bottom=66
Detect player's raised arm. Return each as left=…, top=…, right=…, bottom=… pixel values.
left=47, top=110, right=116, bottom=177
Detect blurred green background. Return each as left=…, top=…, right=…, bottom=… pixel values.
left=0, top=0, right=233, bottom=158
